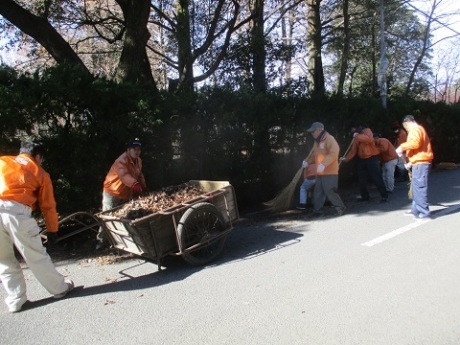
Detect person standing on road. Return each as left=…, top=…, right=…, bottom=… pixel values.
left=391, top=120, right=408, bottom=181
left=0, top=141, right=74, bottom=313
left=396, top=115, right=433, bottom=219
left=340, top=124, right=388, bottom=203
left=373, top=133, right=398, bottom=193
left=307, top=122, right=346, bottom=216
left=96, top=138, right=147, bottom=250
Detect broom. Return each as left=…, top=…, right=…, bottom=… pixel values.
left=263, top=138, right=355, bottom=213
left=402, top=153, right=413, bottom=199
left=263, top=147, right=314, bottom=212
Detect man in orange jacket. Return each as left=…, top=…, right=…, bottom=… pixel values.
left=96, top=138, right=148, bottom=250
left=373, top=133, right=398, bottom=193
left=0, top=141, right=74, bottom=313
left=396, top=115, right=433, bottom=219
left=341, top=125, right=388, bottom=202
left=306, top=122, right=346, bottom=216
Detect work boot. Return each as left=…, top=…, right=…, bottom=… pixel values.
left=296, top=204, right=307, bottom=210
left=335, top=206, right=346, bottom=216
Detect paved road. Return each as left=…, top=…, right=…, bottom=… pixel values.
left=1, top=166, right=460, bottom=345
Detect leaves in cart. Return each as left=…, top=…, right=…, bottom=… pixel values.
left=107, top=183, right=205, bottom=220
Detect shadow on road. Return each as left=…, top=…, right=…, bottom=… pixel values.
left=15, top=212, right=305, bottom=310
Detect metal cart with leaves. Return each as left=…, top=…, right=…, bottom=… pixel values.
left=96, top=180, right=239, bottom=269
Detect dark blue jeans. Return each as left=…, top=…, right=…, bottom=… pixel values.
left=357, top=156, right=388, bottom=199
left=411, top=163, right=431, bottom=217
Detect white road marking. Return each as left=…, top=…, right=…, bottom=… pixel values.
left=361, top=204, right=460, bottom=247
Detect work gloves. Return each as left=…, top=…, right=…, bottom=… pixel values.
left=47, top=232, right=59, bottom=245
left=317, top=164, right=325, bottom=173
left=395, top=146, right=403, bottom=157
left=302, top=161, right=308, bottom=169
left=131, top=182, right=143, bottom=194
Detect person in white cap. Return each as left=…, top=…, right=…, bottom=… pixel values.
left=0, top=141, right=74, bottom=313
left=306, top=122, right=346, bottom=216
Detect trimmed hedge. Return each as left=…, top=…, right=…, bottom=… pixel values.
left=1, top=65, right=459, bottom=214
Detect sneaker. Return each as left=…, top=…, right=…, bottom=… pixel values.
left=8, top=300, right=27, bottom=313
left=296, top=204, right=307, bottom=210
left=416, top=213, right=431, bottom=220
left=403, top=210, right=414, bottom=216
left=335, top=206, right=346, bottom=216
left=54, top=279, right=75, bottom=299
left=309, top=210, right=324, bottom=218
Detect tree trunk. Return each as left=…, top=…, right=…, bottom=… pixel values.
left=251, top=0, right=267, bottom=93
left=371, top=21, right=378, bottom=97
left=281, top=6, right=294, bottom=85
left=0, top=0, right=89, bottom=75
left=377, top=0, right=388, bottom=109
left=114, top=0, right=156, bottom=88
left=174, top=0, right=194, bottom=93
left=404, top=0, right=437, bottom=96
left=337, top=0, right=349, bottom=96
left=306, top=0, right=325, bottom=95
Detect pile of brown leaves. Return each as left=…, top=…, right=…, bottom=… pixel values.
left=107, top=183, right=204, bottom=220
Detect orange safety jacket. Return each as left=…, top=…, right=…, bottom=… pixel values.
left=0, top=154, right=58, bottom=232
left=375, top=138, right=398, bottom=163
left=103, top=152, right=147, bottom=200
left=344, top=128, right=379, bottom=162
left=307, top=131, right=340, bottom=175
left=399, top=123, right=433, bottom=165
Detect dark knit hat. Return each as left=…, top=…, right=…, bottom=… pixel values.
left=126, top=138, right=142, bottom=148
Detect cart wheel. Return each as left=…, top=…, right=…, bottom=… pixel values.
left=177, top=202, right=227, bottom=266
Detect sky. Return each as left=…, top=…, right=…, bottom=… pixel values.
left=409, top=0, right=460, bottom=97
left=411, top=0, right=460, bottom=47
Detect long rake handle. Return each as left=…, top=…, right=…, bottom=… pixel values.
left=303, top=147, right=315, bottom=164
left=339, top=139, right=354, bottom=167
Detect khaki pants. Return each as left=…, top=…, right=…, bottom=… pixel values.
left=0, top=200, right=67, bottom=310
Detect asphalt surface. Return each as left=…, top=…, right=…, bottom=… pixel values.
left=1, top=165, right=460, bottom=345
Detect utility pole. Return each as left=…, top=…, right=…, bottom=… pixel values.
left=377, top=0, right=388, bottom=109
